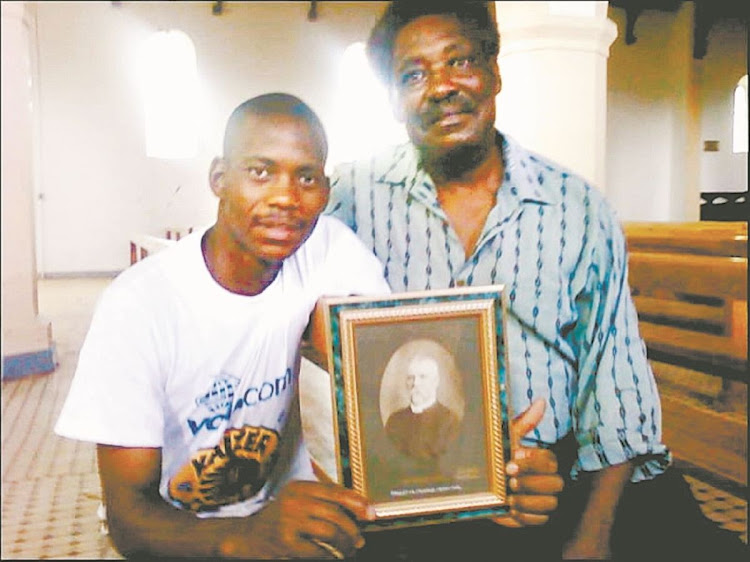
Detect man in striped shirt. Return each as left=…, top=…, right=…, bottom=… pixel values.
left=326, top=2, right=744, bottom=560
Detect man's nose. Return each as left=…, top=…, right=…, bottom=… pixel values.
left=426, top=65, right=459, bottom=101
left=267, top=175, right=300, bottom=208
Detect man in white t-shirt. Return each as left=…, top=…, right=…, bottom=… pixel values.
left=55, top=93, right=392, bottom=559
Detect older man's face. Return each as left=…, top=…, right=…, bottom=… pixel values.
left=389, top=14, right=500, bottom=159
left=406, top=356, right=440, bottom=409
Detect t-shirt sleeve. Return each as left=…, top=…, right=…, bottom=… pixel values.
left=54, top=282, right=167, bottom=448
left=316, top=216, right=391, bottom=297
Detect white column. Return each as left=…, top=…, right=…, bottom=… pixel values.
left=2, top=1, right=54, bottom=378
left=494, top=1, right=617, bottom=190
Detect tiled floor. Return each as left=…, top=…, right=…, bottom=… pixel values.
left=2, top=278, right=120, bottom=559
left=1, top=277, right=747, bottom=559
left=684, top=473, right=748, bottom=541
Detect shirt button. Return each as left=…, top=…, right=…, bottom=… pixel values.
left=455, top=279, right=467, bottom=287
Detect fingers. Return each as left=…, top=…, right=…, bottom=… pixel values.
left=505, top=447, right=564, bottom=519
left=305, top=496, right=365, bottom=549
left=300, top=507, right=363, bottom=558
left=504, top=510, right=550, bottom=526
left=492, top=507, right=550, bottom=528
left=510, top=398, right=546, bottom=449
left=292, top=479, right=373, bottom=522
left=509, top=474, right=564, bottom=494
left=507, top=447, right=562, bottom=495
left=509, top=492, right=558, bottom=515
left=501, top=400, right=565, bottom=530
left=277, top=481, right=370, bottom=557
left=492, top=494, right=555, bottom=528
left=312, top=460, right=370, bottom=520
left=328, top=485, right=374, bottom=523
left=492, top=514, right=524, bottom=528
left=507, top=447, right=560, bottom=482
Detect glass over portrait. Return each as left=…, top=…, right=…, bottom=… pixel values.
left=318, top=286, right=512, bottom=530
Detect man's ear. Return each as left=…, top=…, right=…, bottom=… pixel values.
left=493, top=61, right=502, bottom=96
left=209, top=157, right=227, bottom=197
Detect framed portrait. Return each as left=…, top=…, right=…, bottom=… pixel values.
left=317, top=285, right=513, bottom=530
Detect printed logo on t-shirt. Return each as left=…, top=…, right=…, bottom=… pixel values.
left=168, top=425, right=280, bottom=512
left=187, top=369, right=294, bottom=436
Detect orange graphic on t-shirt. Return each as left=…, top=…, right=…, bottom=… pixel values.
left=168, top=426, right=280, bottom=512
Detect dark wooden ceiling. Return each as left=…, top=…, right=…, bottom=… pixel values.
left=115, top=1, right=746, bottom=59
left=609, top=0, right=749, bottom=58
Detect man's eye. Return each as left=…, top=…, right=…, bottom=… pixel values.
left=400, top=69, right=425, bottom=86
left=451, top=56, right=476, bottom=70
left=248, top=167, right=268, bottom=180
left=299, top=174, right=318, bottom=186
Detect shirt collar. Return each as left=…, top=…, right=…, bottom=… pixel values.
left=378, top=131, right=560, bottom=207
left=500, top=133, right=560, bottom=206
left=411, top=398, right=437, bottom=414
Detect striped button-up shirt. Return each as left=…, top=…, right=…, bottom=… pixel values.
left=326, top=132, right=669, bottom=481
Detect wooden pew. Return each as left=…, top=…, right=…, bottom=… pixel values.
left=129, top=234, right=175, bottom=265
left=624, top=221, right=747, bottom=486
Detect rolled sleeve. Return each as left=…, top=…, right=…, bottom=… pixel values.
left=572, top=205, right=670, bottom=482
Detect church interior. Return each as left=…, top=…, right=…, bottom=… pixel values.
left=2, top=1, right=747, bottom=558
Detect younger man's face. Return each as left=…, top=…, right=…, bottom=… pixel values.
left=211, top=112, right=329, bottom=266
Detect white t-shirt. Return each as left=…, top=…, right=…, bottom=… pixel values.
left=55, top=216, right=391, bottom=518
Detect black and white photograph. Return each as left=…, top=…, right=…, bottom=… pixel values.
left=319, top=287, right=510, bottom=524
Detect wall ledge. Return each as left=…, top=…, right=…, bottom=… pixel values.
left=40, top=271, right=121, bottom=279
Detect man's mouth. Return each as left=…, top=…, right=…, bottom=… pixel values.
left=435, top=111, right=467, bottom=127
left=426, top=104, right=474, bottom=128
left=257, top=218, right=304, bottom=241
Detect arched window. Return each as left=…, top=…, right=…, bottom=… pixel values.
left=733, top=74, right=748, bottom=154
left=328, top=42, right=407, bottom=167
left=140, top=30, right=199, bottom=159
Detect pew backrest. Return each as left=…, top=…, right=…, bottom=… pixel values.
left=624, top=221, right=748, bottom=381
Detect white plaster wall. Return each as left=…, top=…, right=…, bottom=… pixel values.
left=607, top=4, right=747, bottom=221
left=607, top=4, right=695, bottom=222
left=698, top=20, right=748, bottom=193
left=33, top=1, right=387, bottom=275
left=25, top=1, right=750, bottom=273
left=1, top=2, right=52, bottom=356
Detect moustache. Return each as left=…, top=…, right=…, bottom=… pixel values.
left=256, top=214, right=305, bottom=229
left=421, top=97, right=476, bottom=125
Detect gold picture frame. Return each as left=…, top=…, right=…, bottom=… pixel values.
left=317, top=286, right=512, bottom=530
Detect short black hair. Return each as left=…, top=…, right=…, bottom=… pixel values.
left=223, top=93, right=328, bottom=160
left=366, top=1, right=500, bottom=86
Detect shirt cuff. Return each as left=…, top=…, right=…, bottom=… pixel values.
left=572, top=428, right=672, bottom=483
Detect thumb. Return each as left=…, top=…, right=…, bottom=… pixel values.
left=511, top=398, right=546, bottom=448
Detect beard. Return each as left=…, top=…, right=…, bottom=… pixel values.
left=418, top=141, right=490, bottom=181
